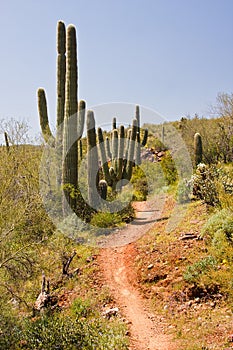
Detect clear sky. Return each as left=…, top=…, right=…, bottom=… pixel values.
left=0, top=0, right=233, bottom=138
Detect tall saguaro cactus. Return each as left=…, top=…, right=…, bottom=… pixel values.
left=194, top=132, right=203, bottom=167
left=37, top=21, right=85, bottom=212
left=135, top=105, right=148, bottom=165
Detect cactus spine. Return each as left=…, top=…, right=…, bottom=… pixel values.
left=37, top=21, right=85, bottom=212
left=194, top=132, right=203, bottom=166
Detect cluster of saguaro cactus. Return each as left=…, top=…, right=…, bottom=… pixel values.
left=38, top=21, right=149, bottom=214
left=194, top=132, right=203, bottom=166
left=37, top=21, right=85, bottom=212
left=96, top=118, right=138, bottom=192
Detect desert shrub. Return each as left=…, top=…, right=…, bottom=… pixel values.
left=191, top=163, right=220, bottom=206
left=217, top=164, right=233, bottom=209
left=19, top=305, right=128, bottom=350
left=0, top=298, right=128, bottom=350
left=176, top=179, right=192, bottom=203
left=90, top=202, right=134, bottom=228
left=131, top=166, right=148, bottom=201
left=0, top=309, right=21, bottom=350
left=201, top=209, right=233, bottom=243
left=160, top=151, right=178, bottom=185
left=183, top=256, right=217, bottom=284
left=131, top=161, right=166, bottom=200
left=201, top=209, right=233, bottom=276
left=90, top=212, right=123, bottom=228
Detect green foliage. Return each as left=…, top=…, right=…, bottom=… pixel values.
left=176, top=179, right=191, bottom=203
left=201, top=208, right=233, bottom=243
left=174, top=110, right=233, bottom=165
left=0, top=310, right=21, bottom=350
left=131, top=166, right=148, bottom=200
left=90, top=212, right=123, bottom=228
left=0, top=297, right=127, bottom=350
left=183, top=256, right=217, bottom=284
left=131, top=161, right=167, bottom=200
left=90, top=202, right=134, bottom=228
left=191, top=163, right=220, bottom=206
left=160, top=151, right=178, bottom=185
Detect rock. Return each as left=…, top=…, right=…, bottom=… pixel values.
left=179, top=233, right=198, bottom=240
left=227, top=334, right=233, bottom=342
left=147, top=264, right=154, bottom=270
left=157, top=151, right=165, bottom=158
left=34, top=292, right=51, bottom=311
left=102, top=307, right=119, bottom=319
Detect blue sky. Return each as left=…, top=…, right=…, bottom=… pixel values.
left=0, top=0, right=232, bottom=137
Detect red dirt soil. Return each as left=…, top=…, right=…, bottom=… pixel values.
left=98, top=199, right=178, bottom=350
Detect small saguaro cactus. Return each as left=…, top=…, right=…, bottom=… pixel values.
left=37, top=21, right=85, bottom=212
left=4, top=131, right=10, bottom=153
left=161, top=124, right=165, bottom=144
left=112, top=117, right=117, bottom=130
left=135, top=105, right=148, bottom=165
left=194, top=132, right=203, bottom=166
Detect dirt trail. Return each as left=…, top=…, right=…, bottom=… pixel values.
left=98, top=197, right=177, bottom=350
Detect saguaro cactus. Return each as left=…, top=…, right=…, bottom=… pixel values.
left=97, top=119, right=137, bottom=191
left=4, top=131, right=10, bottom=153
left=86, top=110, right=99, bottom=208
left=135, top=105, right=148, bottom=165
left=194, top=132, right=203, bottom=166
left=37, top=21, right=85, bottom=212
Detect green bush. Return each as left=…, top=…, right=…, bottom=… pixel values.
left=131, top=161, right=166, bottom=200
left=0, top=300, right=128, bottom=350
left=0, top=311, right=21, bottom=350
left=131, top=166, right=148, bottom=201
left=191, top=163, right=220, bottom=206
left=201, top=208, right=233, bottom=242
left=160, top=151, right=178, bottom=185
left=183, top=256, right=217, bottom=284
left=90, top=212, right=123, bottom=228
left=20, top=308, right=128, bottom=350
left=90, top=201, right=134, bottom=228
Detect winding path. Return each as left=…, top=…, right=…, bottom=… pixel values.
left=98, top=196, right=178, bottom=350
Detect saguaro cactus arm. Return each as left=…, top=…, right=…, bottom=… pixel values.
left=37, top=88, right=55, bottom=146
left=124, top=118, right=137, bottom=180
left=117, top=125, right=125, bottom=180
left=134, top=105, right=148, bottom=164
